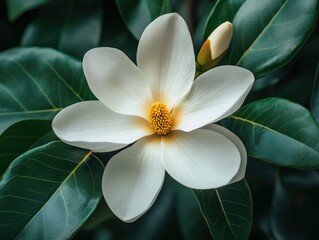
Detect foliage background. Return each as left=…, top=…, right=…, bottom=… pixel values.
left=0, top=0, right=319, bottom=239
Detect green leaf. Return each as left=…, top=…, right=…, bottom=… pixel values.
left=203, top=0, right=246, bottom=40
left=310, top=63, right=319, bottom=123
left=222, top=98, right=319, bottom=169
left=21, top=0, right=103, bottom=58
left=176, top=186, right=211, bottom=240
left=0, top=120, right=55, bottom=177
left=101, top=1, right=138, bottom=61
left=0, top=47, right=94, bottom=134
left=6, top=0, right=50, bottom=21
left=82, top=198, right=115, bottom=231
left=217, top=0, right=319, bottom=79
left=0, top=141, right=104, bottom=239
left=193, top=179, right=252, bottom=240
left=116, top=0, right=171, bottom=39
left=270, top=169, right=319, bottom=239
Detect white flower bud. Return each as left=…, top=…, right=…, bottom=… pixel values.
left=197, top=22, right=233, bottom=69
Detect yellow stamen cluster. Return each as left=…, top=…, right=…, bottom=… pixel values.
left=148, top=102, right=173, bottom=135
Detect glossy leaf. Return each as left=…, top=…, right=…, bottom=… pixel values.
left=0, top=47, right=94, bottom=134
left=193, top=179, right=252, bottom=240
left=310, top=63, right=319, bottom=123
left=203, top=0, right=246, bottom=40
left=0, top=120, right=55, bottom=177
left=21, top=0, right=103, bottom=58
left=222, top=98, right=319, bottom=169
left=276, top=35, right=319, bottom=106
left=6, top=0, right=50, bottom=21
left=0, top=141, right=104, bottom=239
left=116, top=0, right=171, bottom=39
left=210, top=0, right=319, bottom=79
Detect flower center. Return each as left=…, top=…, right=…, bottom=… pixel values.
left=148, top=102, right=173, bottom=135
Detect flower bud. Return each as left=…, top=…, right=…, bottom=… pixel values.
left=197, top=21, right=233, bottom=72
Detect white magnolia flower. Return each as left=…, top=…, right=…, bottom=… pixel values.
left=52, top=13, right=254, bottom=222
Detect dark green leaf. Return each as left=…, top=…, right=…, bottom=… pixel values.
left=82, top=198, right=114, bottom=231
left=193, top=0, right=216, bottom=52
left=6, top=0, right=50, bottom=21
left=275, top=35, right=319, bottom=106
left=0, top=141, right=104, bottom=239
left=222, top=98, right=319, bottom=169
left=310, top=63, right=319, bottom=123
left=0, top=120, right=55, bottom=177
left=270, top=169, right=319, bottom=239
left=203, top=0, right=246, bottom=40
left=0, top=47, right=94, bottom=134
left=116, top=0, right=171, bottom=39
left=176, top=186, right=211, bottom=240
left=21, top=0, right=103, bottom=58
left=101, top=0, right=138, bottom=61
left=127, top=177, right=178, bottom=240
left=193, top=179, right=252, bottom=240
left=245, top=157, right=276, bottom=236
left=219, top=0, right=318, bottom=79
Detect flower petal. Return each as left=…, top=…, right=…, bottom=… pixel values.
left=173, top=66, right=254, bottom=132
left=102, top=136, right=165, bottom=222
left=137, top=13, right=195, bottom=110
left=83, top=47, right=153, bottom=118
left=161, top=128, right=241, bottom=189
left=52, top=101, right=152, bottom=151
left=204, top=124, right=247, bottom=184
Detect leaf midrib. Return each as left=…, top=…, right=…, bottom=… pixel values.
left=215, top=190, right=237, bottom=240
left=0, top=108, right=62, bottom=116
left=229, top=115, right=319, bottom=155
left=235, top=0, right=289, bottom=65
left=15, top=145, right=93, bottom=238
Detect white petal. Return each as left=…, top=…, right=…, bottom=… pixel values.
left=208, top=21, right=233, bottom=60
left=83, top=47, right=153, bottom=118
left=92, top=143, right=127, bottom=153
left=137, top=13, right=195, bottom=110
left=173, top=66, right=254, bottom=132
left=52, top=101, right=152, bottom=151
left=102, top=136, right=165, bottom=222
left=204, top=124, right=247, bottom=184
left=161, top=128, right=240, bottom=189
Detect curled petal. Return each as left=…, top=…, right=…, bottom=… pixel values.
left=204, top=124, right=247, bottom=184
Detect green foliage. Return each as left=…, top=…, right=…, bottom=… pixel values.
left=270, top=169, right=319, bottom=239
left=222, top=98, right=319, bottom=169
left=21, top=0, right=103, bottom=59
left=6, top=0, right=50, bottom=21
left=0, top=47, right=94, bottom=134
left=0, top=141, right=104, bottom=239
left=176, top=186, right=211, bottom=240
left=311, top=64, right=319, bottom=123
left=193, top=179, right=252, bottom=240
left=204, top=0, right=246, bottom=39
left=116, top=0, right=171, bottom=39
left=1, top=0, right=319, bottom=239
left=0, top=120, right=55, bottom=176
left=205, top=0, right=319, bottom=79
